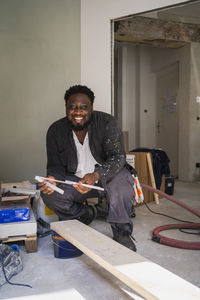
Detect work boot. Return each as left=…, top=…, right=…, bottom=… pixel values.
left=78, top=205, right=96, bottom=225
left=111, top=223, right=137, bottom=252
left=131, top=205, right=136, bottom=218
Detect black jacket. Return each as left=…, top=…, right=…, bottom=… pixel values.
left=131, top=148, right=170, bottom=189
left=46, top=111, right=126, bottom=186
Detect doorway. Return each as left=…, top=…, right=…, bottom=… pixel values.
left=155, top=62, right=179, bottom=177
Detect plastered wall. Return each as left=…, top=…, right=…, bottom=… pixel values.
left=0, top=0, right=80, bottom=182
left=189, top=43, right=200, bottom=181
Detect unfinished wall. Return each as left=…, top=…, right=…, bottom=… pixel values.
left=121, top=45, right=137, bottom=150
left=118, top=43, right=194, bottom=180
left=81, top=0, right=189, bottom=113
left=121, top=44, right=157, bottom=151
left=0, top=0, right=191, bottom=183
left=189, top=43, right=200, bottom=181
left=139, top=46, right=157, bottom=148
left=150, top=45, right=192, bottom=181
left=0, top=0, right=80, bottom=182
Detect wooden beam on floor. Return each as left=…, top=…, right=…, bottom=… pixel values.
left=51, top=220, right=200, bottom=300
left=146, top=153, right=159, bottom=204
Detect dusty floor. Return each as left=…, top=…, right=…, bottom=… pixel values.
left=0, top=180, right=200, bottom=300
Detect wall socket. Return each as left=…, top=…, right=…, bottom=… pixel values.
left=196, top=96, right=200, bottom=103
left=196, top=163, right=200, bottom=168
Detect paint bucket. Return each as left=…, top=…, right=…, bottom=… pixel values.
left=36, top=196, right=59, bottom=223
left=52, top=231, right=83, bottom=259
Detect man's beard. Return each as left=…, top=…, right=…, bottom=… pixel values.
left=67, top=118, right=92, bottom=131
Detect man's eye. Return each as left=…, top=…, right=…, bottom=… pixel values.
left=80, top=105, right=88, bottom=110
left=69, top=104, right=89, bottom=110
left=70, top=104, right=77, bottom=109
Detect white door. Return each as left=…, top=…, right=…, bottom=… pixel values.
left=156, top=62, right=179, bottom=177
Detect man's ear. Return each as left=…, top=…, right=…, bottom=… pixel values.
left=65, top=103, right=68, bottom=115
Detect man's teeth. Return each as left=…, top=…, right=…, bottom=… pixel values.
left=74, top=117, right=83, bottom=123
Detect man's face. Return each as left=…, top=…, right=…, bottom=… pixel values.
left=66, top=93, right=93, bottom=131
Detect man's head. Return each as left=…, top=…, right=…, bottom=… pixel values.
left=64, top=85, right=95, bottom=131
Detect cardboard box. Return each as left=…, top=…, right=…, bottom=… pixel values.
left=126, top=152, right=135, bottom=169
left=1, top=181, right=32, bottom=223
left=133, top=152, right=154, bottom=204
left=133, top=152, right=165, bottom=204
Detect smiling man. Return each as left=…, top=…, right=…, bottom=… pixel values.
left=40, top=85, right=136, bottom=251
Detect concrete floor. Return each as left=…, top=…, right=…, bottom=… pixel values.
left=1, top=180, right=200, bottom=300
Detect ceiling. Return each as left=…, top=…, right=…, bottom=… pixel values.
left=144, top=0, right=200, bottom=24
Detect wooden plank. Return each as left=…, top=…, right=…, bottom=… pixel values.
left=51, top=220, right=200, bottom=300
left=146, top=153, right=159, bottom=204
left=25, top=235, right=37, bottom=253
left=2, top=180, right=31, bottom=188
left=2, top=235, right=27, bottom=242
left=2, top=234, right=37, bottom=253
left=2, top=195, right=30, bottom=202
left=115, top=16, right=200, bottom=44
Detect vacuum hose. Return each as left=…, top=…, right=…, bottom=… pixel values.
left=141, top=183, right=200, bottom=250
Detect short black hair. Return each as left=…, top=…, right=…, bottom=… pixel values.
left=64, top=85, right=95, bottom=104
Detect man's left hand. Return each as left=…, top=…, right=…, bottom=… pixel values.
left=73, top=172, right=99, bottom=194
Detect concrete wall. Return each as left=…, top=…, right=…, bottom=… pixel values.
left=0, top=0, right=80, bottom=182
left=118, top=43, right=196, bottom=180
left=139, top=46, right=157, bottom=148
left=121, top=45, right=157, bottom=151
left=121, top=45, right=137, bottom=150
left=190, top=43, right=200, bottom=181
left=149, top=45, right=192, bottom=181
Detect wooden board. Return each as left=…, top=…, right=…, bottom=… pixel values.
left=2, top=195, right=30, bottom=202
left=2, top=180, right=31, bottom=188
left=0, top=209, right=37, bottom=239
left=146, top=153, right=159, bottom=204
left=2, top=234, right=37, bottom=253
left=51, top=220, right=200, bottom=300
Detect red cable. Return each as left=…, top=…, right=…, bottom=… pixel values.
left=141, top=183, right=200, bottom=250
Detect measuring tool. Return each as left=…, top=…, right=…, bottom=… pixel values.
left=35, top=176, right=104, bottom=194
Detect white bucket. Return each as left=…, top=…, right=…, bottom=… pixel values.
left=36, top=196, right=59, bottom=223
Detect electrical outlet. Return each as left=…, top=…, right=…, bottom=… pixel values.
left=196, top=96, right=200, bottom=103
left=196, top=163, right=200, bottom=168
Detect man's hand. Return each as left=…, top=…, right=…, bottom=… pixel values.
left=74, top=172, right=99, bottom=194
left=39, top=175, right=57, bottom=195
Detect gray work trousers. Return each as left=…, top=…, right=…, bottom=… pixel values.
left=41, top=167, right=134, bottom=230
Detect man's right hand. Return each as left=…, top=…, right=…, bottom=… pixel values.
left=38, top=175, right=57, bottom=194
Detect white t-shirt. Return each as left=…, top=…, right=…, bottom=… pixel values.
left=73, top=131, right=98, bottom=178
